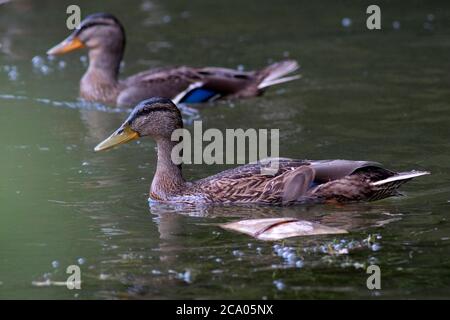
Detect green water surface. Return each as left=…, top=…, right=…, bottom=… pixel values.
left=0, top=0, right=449, bottom=299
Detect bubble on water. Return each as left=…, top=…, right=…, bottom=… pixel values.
left=341, top=17, right=352, bottom=28
left=7, top=66, right=19, bottom=81
left=32, top=56, right=45, bottom=68
left=371, top=243, right=382, bottom=251
left=51, top=260, right=59, bottom=268
left=141, top=0, right=154, bottom=11
left=77, top=258, right=85, bottom=265
left=392, top=21, right=401, bottom=30
left=162, top=15, right=171, bottom=23
left=81, top=161, right=89, bottom=166
left=99, top=273, right=110, bottom=280
left=39, top=65, right=51, bottom=75
left=180, top=11, right=190, bottom=19
left=151, top=269, right=162, bottom=275
left=178, top=270, right=192, bottom=283
left=32, top=56, right=53, bottom=75
left=58, top=61, right=67, bottom=70
left=43, top=272, right=52, bottom=280
left=368, top=256, right=379, bottom=265
left=232, top=250, right=244, bottom=257
left=286, top=253, right=296, bottom=263
left=295, top=260, right=304, bottom=268
left=80, top=55, right=88, bottom=67
left=273, top=280, right=285, bottom=291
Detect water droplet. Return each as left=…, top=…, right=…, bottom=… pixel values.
left=341, top=17, right=352, bottom=28
left=58, top=61, right=66, bottom=70
left=32, top=56, right=45, bottom=68
left=371, top=244, right=382, bottom=251
left=392, top=21, right=401, bottom=30
left=273, top=280, right=285, bottom=290
left=286, top=253, right=296, bottom=263
left=51, top=260, right=59, bottom=268
left=295, top=260, right=304, bottom=268
left=232, top=250, right=243, bottom=257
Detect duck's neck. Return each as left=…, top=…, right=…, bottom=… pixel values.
left=80, top=48, right=122, bottom=103
left=150, top=137, right=185, bottom=200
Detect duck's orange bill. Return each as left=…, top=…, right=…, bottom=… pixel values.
left=94, top=125, right=139, bottom=152
left=47, top=36, right=85, bottom=55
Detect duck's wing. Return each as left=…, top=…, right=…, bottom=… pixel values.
left=192, top=159, right=314, bottom=204
left=187, top=60, right=300, bottom=101
left=118, top=60, right=300, bottom=106
left=118, top=67, right=201, bottom=106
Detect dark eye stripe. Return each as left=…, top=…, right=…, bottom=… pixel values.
left=74, top=21, right=114, bottom=36
left=136, top=106, right=174, bottom=117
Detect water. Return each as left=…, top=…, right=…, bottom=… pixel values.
left=1, top=0, right=449, bottom=299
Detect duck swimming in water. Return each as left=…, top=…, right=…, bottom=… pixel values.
left=94, top=98, right=429, bottom=205
left=47, top=13, right=300, bottom=107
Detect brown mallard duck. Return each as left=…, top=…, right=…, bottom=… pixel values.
left=94, top=98, right=429, bottom=205
left=47, top=13, right=300, bottom=107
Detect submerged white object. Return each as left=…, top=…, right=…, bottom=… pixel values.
left=221, top=218, right=347, bottom=241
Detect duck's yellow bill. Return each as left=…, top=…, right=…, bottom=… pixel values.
left=47, top=36, right=85, bottom=55
left=94, top=125, right=139, bottom=152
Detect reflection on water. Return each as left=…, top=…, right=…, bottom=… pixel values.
left=0, top=0, right=449, bottom=299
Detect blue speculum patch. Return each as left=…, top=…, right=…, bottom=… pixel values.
left=180, top=87, right=218, bottom=103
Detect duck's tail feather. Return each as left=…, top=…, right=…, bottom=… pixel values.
left=368, top=170, right=430, bottom=201
left=372, top=171, right=430, bottom=186
left=257, top=60, right=300, bottom=90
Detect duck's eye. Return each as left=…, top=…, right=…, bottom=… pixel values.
left=116, top=128, right=124, bottom=134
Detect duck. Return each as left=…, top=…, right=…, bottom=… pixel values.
left=94, top=98, right=429, bottom=205
left=47, top=13, right=300, bottom=107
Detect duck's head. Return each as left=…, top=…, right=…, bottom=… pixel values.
left=94, top=98, right=183, bottom=152
left=47, top=13, right=125, bottom=56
